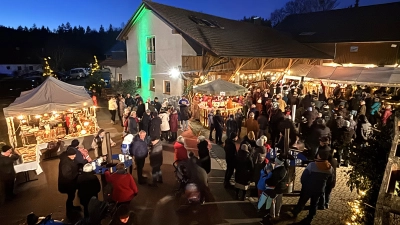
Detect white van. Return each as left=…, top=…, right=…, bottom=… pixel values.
left=69, top=68, right=88, bottom=79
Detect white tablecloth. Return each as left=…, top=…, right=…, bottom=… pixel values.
left=14, top=161, right=43, bottom=175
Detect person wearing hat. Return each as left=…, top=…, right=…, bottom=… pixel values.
left=152, top=97, right=162, bottom=113
left=69, top=139, right=87, bottom=167
left=224, top=132, right=238, bottom=188
left=149, top=111, right=162, bottom=140
left=58, top=147, right=80, bottom=212
left=288, top=151, right=333, bottom=224
left=0, top=145, right=20, bottom=200
left=358, top=100, right=366, bottom=117
left=178, top=95, right=191, bottom=131
left=197, top=136, right=212, bottom=174
left=77, top=163, right=101, bottom=217
left=234, top=144, right=254, bottom=201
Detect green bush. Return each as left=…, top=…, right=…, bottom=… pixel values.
left=112, top=79, right=138, bottom=96
left=85, top=71, right=105, bottom=93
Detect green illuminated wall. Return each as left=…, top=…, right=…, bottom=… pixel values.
left=133, top=7, right=152, bottom=99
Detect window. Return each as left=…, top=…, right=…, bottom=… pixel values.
left=118, top=73, right=122, bottom=83
left=6, top=66, right=10, bottom=70
left=150, top=78, right=155, bottom=92
left=146, top=36, right=156, bottom=64
left=136, top=76, right=141, bottom=88
left=163, top=80, right=171, bottom=94
left=17, top=66, right=22, bottom=71
left=29, top=66, right=33, bottom=70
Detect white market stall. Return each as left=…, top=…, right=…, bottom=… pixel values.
left=3, top=77, right=98, bottom=175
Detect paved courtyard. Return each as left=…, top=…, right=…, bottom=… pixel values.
left=190, top=121, right=358, bottom=225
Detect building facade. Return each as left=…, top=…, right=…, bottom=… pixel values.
left=0, top=64, right=42, bottom=76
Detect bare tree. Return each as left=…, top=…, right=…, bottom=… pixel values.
left=270, top=0, right=339, bottom=26
left=45, top=37, right=70, bottom=70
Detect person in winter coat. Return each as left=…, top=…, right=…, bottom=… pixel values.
left=169, top=108, right=179, bottom=141
left=159, top=109, right=170, bottom=141
left=128, top=111, right=139, bottom=135
left=121, top=134, right=134, bottom=155
left=108, top=96, right=118, bottom=125
left=338, top=121, right=355, bottom=167
left=149, top=112, right=162, bottom=140
left=257, top=160, right=273, bottom=197
left=197, top=136, right=211, bottom=174
left=264, top=155, right=288, bottom=221
left=240, top=131, right=257, bottom=152
left=246, top=112, right=259, bottom=138
left=118, top=96, right=127, bottom=127
left=382, top=105, right=392, bottom=126
left=208, top=109, right=215, bottom=141
left=91, top=129, right=116, bottom=158
left=125, top=94, right=135, bottom=109
left=318, top=157, right=337, bottom=210
left=136, top=100, right=145, bottom=119
left=234, top=144, right=254, bottom=201
left=122, top=108, right=131, bottom=134
left=252, top=138, right=267, bottom=183
left=148, top=138, right=163, bottom=187
left=77, top=163, right=101, bottom=217
left=224, top=132, right=238, bottom=187
left=235, top=109, right=244, bottom=138
left=306, top=118, right=331, bottom=159
left=0, top=145, right=20, bottom=200
left=355, top=115, right=372, bottom=146
left=213, top=110, right=224, bottom=145
left=153, top=97, right=162, bottom=113
left=276, top=94, right=287, bottom=112
left=226, top=114, right=238, bottom=140
left=358, top=100, right=367, bottom=117
left=174, top=136, right=188, bottom=162
left=141, top=109, right=151, bottom=135
left=178, top=96, right=191, bottom=131
left=58, top=148, right=80, bottom=212
left=269, top=107, right=284, bottom=148
left=105, top=163, right=138, bottom=204
left=369, top=97, right=381, bottom=125
left=257, top=111, right=269, bottom=138
left=289, top=151, right=333, bottom=224
left=130, top=131, right=149, bottom=184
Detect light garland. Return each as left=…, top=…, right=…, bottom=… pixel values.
left=346, top=190, right=367, bottom=225
left=91, top=55, right=100, bottom=75
left=43, top=57, right=53, bottom=76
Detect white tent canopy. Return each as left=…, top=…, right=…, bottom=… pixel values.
left=288, top=64, right=400, bottom=86
left=3, top=77, right=93, bottom=117
left=193, top=79, right=247, bottom=96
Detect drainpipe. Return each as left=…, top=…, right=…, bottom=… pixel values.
left=334, top=43, right=337, bottom=61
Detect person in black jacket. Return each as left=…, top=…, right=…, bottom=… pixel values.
left=141, top=109, right=151, bottom=135
left=337, top=121, right=355, bottom=167
left=58, top=148, right=80, bottom=212
left=225, top=115, right=238, bottom=141
left=77, top=163, right=101, bottom=217
left=224, top=132, right=238, bottom=188
left=257, top=111, right=269, bottom=138
left=0, top=145, right=20, bottom=200
left=234, top=144, right=254, bottom=201
left=128, top=111, right=139, bottom=135
left=136, top=100, right=145, bottom=119
left=148, top=138, right=163, bottom=187
left=197, top=136, right=211, bottom=174
left=125, top=94, right=134, bottom=109
left=130, top=131, right=149, bottom=184
left=69, top=139, right=87, bottom=168
left=149, top=112, right=162, bottom=140
left=152, top=97, right=162, bottom=113
left=213, top=110, right=224, bottom=145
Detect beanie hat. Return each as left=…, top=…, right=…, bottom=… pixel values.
left=66, top=147, right=76, bottom=156
left=240, top=144, right=249, bottom=152
left=83, top=163, right=93, bottom=172
left=71, top=139, right=80, bottom=147
left=198, top=136, right=206, bottom=142
left=256, top=138, right=265, bottom=147
left=229, top=132, right=237, bottom=140
left=318, top=150, right=330, bottom=160
left=177, top=136, right=185, bottom=144
left=1, top=145, right=12, bottom=152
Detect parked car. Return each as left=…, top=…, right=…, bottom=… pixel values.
left=69, top=68, right=86, bottom=79
left=22, top=76, right=44, bottom=87
left=70, top=68, right=89, bottom=78
left=53, top=72, right=70, bottom=81
left=0, top=79, right=37, bottom=97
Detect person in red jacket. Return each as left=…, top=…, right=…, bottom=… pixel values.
left=105, top=163, right=138, bottom=205
left=174, top=136, right=188, bottom=162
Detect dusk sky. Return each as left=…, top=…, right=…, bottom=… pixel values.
left=0, top=0, right=398, bottom=30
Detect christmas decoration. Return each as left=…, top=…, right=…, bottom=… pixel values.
left=91, top=55, right=100, bottom=75
left=43, top=57, right=53, bottom=76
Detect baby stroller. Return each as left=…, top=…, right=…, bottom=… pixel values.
left=173, top=159, right=202, bottom=205
left=173, top=160, right=190, bottom=196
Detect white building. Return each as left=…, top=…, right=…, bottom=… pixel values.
left=0, top=64, right=42, bottom=75
left=117, top=1, right=331, bottom=101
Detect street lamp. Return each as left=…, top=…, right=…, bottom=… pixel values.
left=168, top=68, right=180, bottom=78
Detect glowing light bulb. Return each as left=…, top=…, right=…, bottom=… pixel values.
left=17, top=115, right=24, bottom=120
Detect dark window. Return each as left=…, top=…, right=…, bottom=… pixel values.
left=189, top=15, right=224, bottom=29
left=136, top=76, right=141, bottom=88
left=146, top=36, right=155, bottom=65
left=6, top=66, right=10, bottom=70
left=118, top=73, right=122, bottom=83
left=17, top=66, right=22, bottom=71
left=150, top=79, right=155, bottom=92
left=29, top=66, right=33, bottom=70
left=164, top=80, right=170, bottom=94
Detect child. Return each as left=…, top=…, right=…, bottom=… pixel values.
left=78, top=144, right=92, bottom=162
left=257, top=159, right=273, bottom=197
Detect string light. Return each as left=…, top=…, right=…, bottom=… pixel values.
left=91, top=55, right=100, bottom=75
left=43, top=58, right=54, bottom=76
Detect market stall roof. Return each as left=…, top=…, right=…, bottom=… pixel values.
left=193, top=79, right=247, bottom=96
left=287, top=64, right=400, bottom=86
left=3, top=76, right=93, bottom=117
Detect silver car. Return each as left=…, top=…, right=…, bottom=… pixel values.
left=69, top=68, right=86, bottom=79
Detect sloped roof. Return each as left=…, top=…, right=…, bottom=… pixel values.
left=193, top=79, right=247, bottom=95
left=3, top=77, right=93, bottom=117
left=100, top=58, right=127, bottom=67
left=275, top=2, right=400, bottom=43
left=118, top=1, right=331, bottom=59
